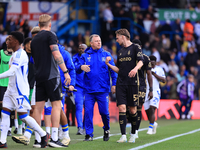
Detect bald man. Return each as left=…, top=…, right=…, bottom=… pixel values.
left=72, top=44, right=87, bottom=135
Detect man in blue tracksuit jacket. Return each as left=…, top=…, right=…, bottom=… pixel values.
left=73, top=44, right=87, bottom=135
left=79, top=34, right=117, bottom=141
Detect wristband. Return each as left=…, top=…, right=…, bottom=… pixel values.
left=63, top=70, right=69, bottom=74
left=149, top=87, right=153, bottom=92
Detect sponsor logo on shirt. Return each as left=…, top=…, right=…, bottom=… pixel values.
left=119, top=57, right=132, bottom=62
left=2, top=61, right=9, bottom=64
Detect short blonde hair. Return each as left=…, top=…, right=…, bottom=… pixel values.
left=31, top=26, right=40, bottom=35
left=39, top=14, right=51, bottom=27
left=115, top=29, right=130, bottom=40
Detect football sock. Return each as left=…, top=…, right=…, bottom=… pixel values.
left=131, top=112, right=138, bottom=134
left=136, top=107, right=142, bottom=130
left=24, top=126, right=33, bottom=139
left=14, top=119, right=18, bottom=129
left=35, top=131, right=41, bottom=143
left=149, top=123, right=154, bottom=129
left=62, top=124, right=69, bottom=138
left=119, top=112, right=126, bottom=135
left=19, top=114, right=46, bottom=137
left=46, top=127, right=51, bottom=134
left=1, top=110, right=10, bottom=144
left=52, top=127, right=58, bottom=141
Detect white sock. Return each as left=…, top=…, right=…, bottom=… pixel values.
left=46, top=127, right=50, bottom=134
left=14, top=119, right=18, bottom=128
left=9, top=127, right=12, bottom=131
left=22, top=122, right=25, bottom=128
left=63, top=130, right=69, bottom=139
left=35, top=131, right=41, bottom=143
left=20, top=115, right=46, bottom=137
left=18, top=125, right=22, bottom=129
left=52, top=127, right=58, bottom=141
left=0, top=112, right=10, bottom=144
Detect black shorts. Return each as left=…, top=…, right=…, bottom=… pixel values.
left=138, top=86, right=146, bottom=104
left=36, top=78, right=62, bottom=102
left=0, top=86, right=7, bottom=102
left=116, top=85, right=139, bottom=106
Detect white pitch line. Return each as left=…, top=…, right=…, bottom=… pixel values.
left=93, top=127, right=149, bottom=140
left=129, top=128, right=200, bottom=150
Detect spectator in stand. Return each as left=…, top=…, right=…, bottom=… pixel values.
left=129, top=5, right=137, bottom=22
left=160, top=20, right=172, bottom=33
left=150, top=34, right=162, bottom=51
left=99, top=0, right=109, bottom=18
left=194, top=21, right=200, bottom=45
left=161, top=34, right=170, bottom=50
left=0, top=24, right=4, bottom=34
left=143, top=13, right=153, bottom=33
left=5, top=17, right=16, bottom=33
left=180, top=65, right=188, bottom=77
left=176, top=69, right=186, bottom=83
left=0, top=30, right=8, bottom=49
left=152, top=47, right=160, bottom=62
left=84, top=30, right=90, bottom=47
left=143, top=5, right=154, bottom=20
left=182, top=37, right=189, bottom=52
left=73, top=33, right=85, bottom=52
left=68, top=40, right=76, bottom=56
left=23, top=19, right=30, bottom=38
left=102, top=5, right=114, bottom=45
left=183, top=19, right=194, bottom=42
left=196, top=59, right=200, bottom=73
left=142, top=42, right=151, bottom=56
left=158, top=60, right=169, bottom=73
left=188, top=36, right=197, bottom=52
left=136, top=13, right=145, bottom=34
left=160, top=48, right=171, bottom=65
left=150, top=18, right=160, bottom=34
left=184, top=47, right=199, bottom=71
left=15, top=14, right=24, bottom=30
left=171, top=19, right=182, bottom=33
left=113, top=1, right=125, bottom=18
left=195, top=2, right=200, bottom=12
left=168, top=60, right=179, bottom=76
left=170, top=35, right=182, bottom=52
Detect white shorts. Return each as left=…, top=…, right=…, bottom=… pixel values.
left=144, top=89, right=160, bottom=110
left=3, top=91, right=31, bottom=112
left=31, top=84, right=36, bottom=106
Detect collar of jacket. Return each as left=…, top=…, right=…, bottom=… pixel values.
left=84, top=47, right=103, bottom=54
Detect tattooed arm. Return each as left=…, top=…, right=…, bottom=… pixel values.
left=50, top=44, right=71, bottom=85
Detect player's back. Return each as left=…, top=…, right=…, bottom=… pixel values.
left=7, top=49, right=29, bottom=96
left=138, top=54, right=151, bottom=87
left=31, top=30, right=59, bottom=83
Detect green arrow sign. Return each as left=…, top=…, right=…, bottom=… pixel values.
left=159, top=9, right=200, bottom=21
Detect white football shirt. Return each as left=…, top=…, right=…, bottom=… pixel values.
left=146, top=65, right=165, bottom=90
left=6, top=49, right=29, bottom=95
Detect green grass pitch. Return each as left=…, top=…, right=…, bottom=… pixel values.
left=4, top=119, right=200, bottom=150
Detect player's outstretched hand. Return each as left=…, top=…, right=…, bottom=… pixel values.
left=105, top=56, right=111, bottom=65
left=81, top=65, right=90, bottom=72
left=148, top=91, right=153, bottom=100
left=64, top=73, right=71, bottom=86
left=128, top=68, right=138, bottom=78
